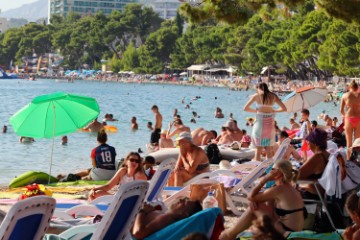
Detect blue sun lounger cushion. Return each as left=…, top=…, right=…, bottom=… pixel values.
left=142, top=207, right=223, bottom=240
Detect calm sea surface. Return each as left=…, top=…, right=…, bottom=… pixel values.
left=0, top=79, right=341, bottom=185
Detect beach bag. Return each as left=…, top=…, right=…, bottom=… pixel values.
left=204, top=144, right=222, bottom=164
left=189, top=182, right=227, bottom=214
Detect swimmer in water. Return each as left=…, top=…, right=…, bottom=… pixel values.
left=61, top=136, right=68, bottom=145
left=147, top=122, right=153, bottom=131
left=131, top=116, right=139, bottom=130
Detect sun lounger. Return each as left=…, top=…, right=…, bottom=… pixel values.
left=53, top=158, right=175, bottom=220
left=46, top=180, right=149, bottom=240
left=0, top=195, right=56, bottom=240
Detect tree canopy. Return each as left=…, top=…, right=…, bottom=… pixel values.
left=0, top=1, right=360, bottom=78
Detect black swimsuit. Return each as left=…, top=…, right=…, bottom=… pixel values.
left=275, top=207, right=308, bottom=232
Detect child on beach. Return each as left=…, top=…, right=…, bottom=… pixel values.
left=143, top=156, right=156, bottom=180
left=344, top=191, right=360, bottom=240
left=299, top=109, right=311, bottom=162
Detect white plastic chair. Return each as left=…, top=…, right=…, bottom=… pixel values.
left=55, top=180, right=149, bottom=240
left=164, top=138, right=291, bottom=215
left=54, top=158, right=175, bottom=219
left=0, top=196, right=56, bottom=240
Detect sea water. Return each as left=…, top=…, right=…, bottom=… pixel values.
left=0, top=79, right=340, bottom=185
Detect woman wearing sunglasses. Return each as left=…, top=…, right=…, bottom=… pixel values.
left=220, top=160, right=305, bottom=239
left=89, top=152, right=147, bottom=200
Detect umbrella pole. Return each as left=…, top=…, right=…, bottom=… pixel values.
left=48, top=104, right=56, bottom=184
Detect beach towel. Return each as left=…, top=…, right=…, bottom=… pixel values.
left=252, top=113, right=275, bottom=147
left=143, top=208, right=224, bottom=240
left=319, top=150, right=360, bottom=198
left=237, top=230, right=343, bottom=240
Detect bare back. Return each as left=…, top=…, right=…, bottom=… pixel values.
left=254, top=93, right=278, bottom=113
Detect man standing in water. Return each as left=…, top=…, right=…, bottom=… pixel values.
left=150, top=105, right=163, bottom=146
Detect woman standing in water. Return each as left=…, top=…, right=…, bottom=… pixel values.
left=340, top=80, right=360, bottom=159
left=244, top=83, right=287, bottom=161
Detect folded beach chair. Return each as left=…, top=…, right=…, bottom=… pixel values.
left=142, top=207, right=224, bottom=240
left=46, top=180, right=149, bottom=240
left=54, top=158, right=175, bottom=219
left=0, top=195, right=56, bottom=240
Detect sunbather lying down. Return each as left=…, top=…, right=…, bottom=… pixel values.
left=132, top=197, right=202, bottom=239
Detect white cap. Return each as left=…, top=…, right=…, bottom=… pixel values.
left=175, top=132, right=192, bottom=142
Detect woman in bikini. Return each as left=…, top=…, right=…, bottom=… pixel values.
left=88, top=152, right=147, bottom=200
left=340, top=80, right=360, bottom=159
left=244, top=83, right=287, bottom=161
left=219, top=160, right=305, bottom=239
left=298, top=128, right=329, bottom=199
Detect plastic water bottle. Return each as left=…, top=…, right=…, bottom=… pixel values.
left=202, top=191, right=218, bottom=209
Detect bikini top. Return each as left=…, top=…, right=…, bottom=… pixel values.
left=275, top=207, right=308, bottom=218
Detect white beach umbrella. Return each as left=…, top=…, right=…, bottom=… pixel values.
left=282, top=86, right=328, bottom=113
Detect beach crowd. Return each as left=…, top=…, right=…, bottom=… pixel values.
left=6, top=79, right=360, bottom=240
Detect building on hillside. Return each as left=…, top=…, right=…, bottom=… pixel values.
left=49, top=0, right=140, bottom=18
left=142, top=0, right=182, bottom=20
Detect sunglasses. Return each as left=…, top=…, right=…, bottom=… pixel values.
left=128, top=158, right=141, bottom=164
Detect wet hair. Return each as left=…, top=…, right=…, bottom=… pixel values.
left=279, top=131, right=289, bottom=138
left=210, top=130, right=217, bottom=138
left=289, top=118, right=295, bottom=123
left=97, top=129, right=107, bottom=143
left=242, top=129, right=247, bottom=134
left=301, top=109, right=310, bottom=116
left=258, top=83, right=273, bottom=104
left=144, top=156, right=155, bottom=165
left=275, top=160, right=299, bottom=184
left=151, top=105, right=158, bottom=110
left=346, top=191, right=360, bottom=215
left=233, top=119, right=237, bottom=124
left=123, top=152, right=143, bottom=173
left=132, top=116, right=137, bottom=121
left=221, top=127, right=226, bottom=131
left=349, top=80, right=359, bottom=91
left=147, top=122, right=152, bottom=126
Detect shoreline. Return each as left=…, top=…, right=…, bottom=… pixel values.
left=34, top=75, right=330, bottom=95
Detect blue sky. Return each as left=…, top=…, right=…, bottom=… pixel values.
left=1, top=0, right=38, bottom=12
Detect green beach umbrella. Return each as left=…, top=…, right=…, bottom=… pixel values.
left=10, top=92, right=100, bottom=179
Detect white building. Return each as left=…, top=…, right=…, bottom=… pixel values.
left=142, top=0, right=182, bottom=20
